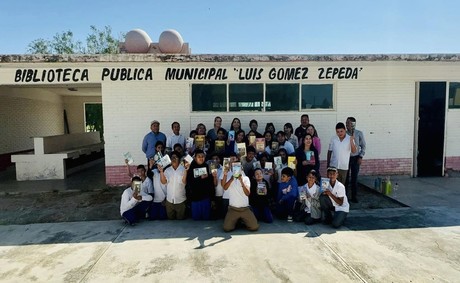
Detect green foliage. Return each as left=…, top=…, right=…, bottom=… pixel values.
left=85, top=103, right=104, bottom=140
left=27, top=26, right=123, bottom=54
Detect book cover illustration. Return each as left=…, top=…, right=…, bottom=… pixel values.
left=320, top=177, right=330, bottom=193
left=248, top=135, right=256, bottom=146
left=298, top=185, right=308, bottom=200
left=223, top=157, right=231, bottom=170
left=255, top=138, right=265, bottom=153
left=124, top=152, right=133, bottom=165
left=236, top=142, right=246, bottom=158
left=194, top=135, right=206, bottom=150
left=305, top=151, right=315, bottom=165
left=257, top=182, right=267, bottom=195
left=184, top=154, right=193, bottom=164
left=271, top=141, right=279, bottom=153
left=232, top=162, right=242, bottom=178
left=274, top=156, right=283, bottom=170
left=253, top=161, right=262, bottom=169
left=209, top=160, right=218, bottom=174
left=264, top=162, right=273, bottom=174
left=186, top=137, right=194, bottom=150
left=288, top=156, right=296, bottom=170
left=132, top=180, right=142, bottom=194
left=193, top=167, right=208, bottom=178
left=228, top=130, right=235, bottom=142
left=157, top=154, right=172, bottom=168
left=215, top=140, right=225, bottom=153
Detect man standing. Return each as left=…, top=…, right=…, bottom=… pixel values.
left=345, top=117, right=366, bottom=203
left=142, top=120, right=167, bottom=160
left=327, top=122, right=357, bottom=185
left=166, top=121, right=185, bottom=151
left=294, top=114, right=310, bottom=145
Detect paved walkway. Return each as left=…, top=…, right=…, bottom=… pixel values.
left=1, top=172, right=459, bottom=282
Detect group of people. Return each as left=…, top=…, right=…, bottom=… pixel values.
left=121, top=114, right=366, bottom=231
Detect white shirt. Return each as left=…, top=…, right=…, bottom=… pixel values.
left=328, top=134, right=352, bottom=170
left=151, top=169, right=167, bottom=202
left=215, top=167, right=224, bottom=197
left=120, top=187, right=153, bottom=216
left=166, top=133, right=186, bottom=149
left=163, top=165, right=187, bottom=204
left=328, top=180, right=349, bottom=213
left=280, top=140, right=295, bottom=155
left=224, top=174, right=251, bottom=208
left=142, top=177, right=154, bottom=195
left=220, top=170, right=230, bottom=199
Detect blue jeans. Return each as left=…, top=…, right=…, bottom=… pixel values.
left=191, top=198, right=211, bottom=220
left=252, top=206, right=273, bottom=223
left=122, top=201, right=152, bottom=224
left=149, top=202, right=167, bottom=220
left=276, top=197, right=296, bottom=219
left=319, top=194, right=348, bottom=228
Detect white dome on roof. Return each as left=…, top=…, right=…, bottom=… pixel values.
left=158, top=29, right=184, bottom=53
left=124, top=29, right=152, bottom=53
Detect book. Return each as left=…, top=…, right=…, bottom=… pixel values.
left=223, top=157, right=231, bottom=170
left=257, top=182, right=267, bottom=195
left=248, top=135, right=256, bottom=146
left=288, top=156, right=296, bottom=170
left=157, top=154, right=172, bottom=168
left=186, top=137, right=194, bottom=150
left=164, top=147, right=172, bottom=156
left=123, top=152, right=133, bottom=165
left=274, top=156, right=283, bottom=170
left=253, top=161, right=262, bottom=169
left=193, top=167, right=208, bottom=178
left=184, top=154, right=193, bottom=164
left=215, top=140, right=225, bottom=153
left=271, top=141, right=279, bottom=154
left=255, top=138, right=265, bottom=153
left=194, top=135, right=206, bottom=150
left=228, top=130, right=235, bottom=142
left=298, top=185, right=307, bottom=200
left=305, top=150, right=315, bottom=165
left=320, top=177, right=330, bottom=193
left=236, top=142, right=246, bottom=158
left=264, top=162, right=273, bottom=174
left=209, top=160, right=218, bottom=174
left=132, top=180, right=142, bottom=194
left=232, top=162, right=242, bottom=178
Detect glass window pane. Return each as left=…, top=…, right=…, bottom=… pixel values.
left=265, top=84, right=299, bottom=111
left=191, top=84, right=227, bottom=111
left=449, top=82, right=460, bottom=109
left=229, top=84, right=263, bottom=111
left=301, top=84, right=333, bottom=109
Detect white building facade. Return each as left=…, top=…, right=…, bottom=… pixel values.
left=1, top=54, right=459, bottom=185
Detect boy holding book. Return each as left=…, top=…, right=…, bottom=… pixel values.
left=120, top=176, right=154, bottom=225
left=276, top=167, right=299, bottom=222
left=241, top=146, right=257, bottom=178
left=320, top=167, right=349, bottom=228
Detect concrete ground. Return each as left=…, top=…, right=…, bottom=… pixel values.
left=1, top=172, right=460, bottom=282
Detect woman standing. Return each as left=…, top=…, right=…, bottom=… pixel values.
left=306, top=124, right=321, bottom=155
left=207, top=116, right=225, bottom=142
left=295, top=134, right=320, bottom=186
left=284, top=123, right=299, bottom=149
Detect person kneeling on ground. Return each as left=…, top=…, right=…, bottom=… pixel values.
left=222, top=164, right=259, bottom=232
left=276, top=167, right=299, bottom=222
left=294, top=170, right=321, bottom=225
left=320, top=167, right=349, bottom=228
left=120, top=176, right=153, bottom=225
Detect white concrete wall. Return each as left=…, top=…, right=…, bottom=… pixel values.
left=446, top=109, right=460, bottom=156
left=0, top=88, right=64, bottom=154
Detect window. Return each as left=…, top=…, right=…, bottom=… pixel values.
left=191, top=84, right=226, bottom=111
left=84, top=103, right=104, bottom=140
left=301, top=84, right=333, bottom=109
left=229, top=84, right=263, bottom=111
left=449, top=82, right=460, bottom=109
left=265, top=84, right=299, bottom=111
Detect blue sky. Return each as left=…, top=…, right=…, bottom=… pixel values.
left=0, top=0, right=458, bottom=55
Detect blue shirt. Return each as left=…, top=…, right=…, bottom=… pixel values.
left=142, top=131, right=167, bottom=159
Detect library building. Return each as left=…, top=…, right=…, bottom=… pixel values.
left=1, top=29, right=459, bottom=185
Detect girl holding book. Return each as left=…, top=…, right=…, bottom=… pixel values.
left=295, top=134, right=320, bottom=186
left=249, top=168, right=273, bottom=223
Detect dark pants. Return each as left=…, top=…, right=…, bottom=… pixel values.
left=319, top=195, right=347, bottom=228
left=122, top=201, right=152, bottom=224
left=276, top=197, right=296, bottom=219
left=149, top=202, right=167, bottom=220
left=191, top=198, right=211, bottom=220
left=252, top=206, right=273, bottom=223
left=222, top=198, right=230, bottom=218
left=212, top=196, right=224, bottom=219
left=346, top=156, right=361, bottom=200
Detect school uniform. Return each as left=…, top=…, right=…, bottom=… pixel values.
left=120, top=187, right=153, bottom=225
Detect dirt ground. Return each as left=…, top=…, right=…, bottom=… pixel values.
left=0, top=184, right=405, bottom=225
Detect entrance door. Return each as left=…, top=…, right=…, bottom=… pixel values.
left=417, top=82, right=446, bottom=176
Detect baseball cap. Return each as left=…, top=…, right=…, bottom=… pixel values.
left=150, top=120, right=160, bottom=126
left=327, top=167, right=338, bottom=172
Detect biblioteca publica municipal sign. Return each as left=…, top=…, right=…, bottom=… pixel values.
left=13, top=66, right=363, bottom=83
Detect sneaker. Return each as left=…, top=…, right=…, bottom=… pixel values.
left=287, top=215, right=293, bottom=222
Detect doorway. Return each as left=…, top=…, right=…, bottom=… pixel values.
left=417, top=82, right=446, bottom=176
